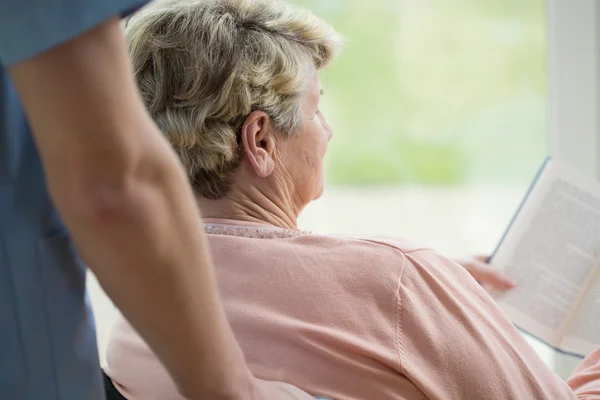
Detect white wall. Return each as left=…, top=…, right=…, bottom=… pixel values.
left=548, top=0, right=600, bottom=178
left=547, top=0, right=600, bottom=376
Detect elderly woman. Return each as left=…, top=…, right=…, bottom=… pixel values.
left=104, top=0, right=600, bottom=399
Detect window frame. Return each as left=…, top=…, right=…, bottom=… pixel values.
left=547, top=0, right=600, bottom=178
left=546, top=0, right=600, bottom=376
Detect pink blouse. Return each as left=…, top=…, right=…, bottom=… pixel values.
left=105, top=219, right=600, bottom=399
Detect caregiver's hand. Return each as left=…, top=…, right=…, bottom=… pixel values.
left=454, top=255, right=517, bottom=291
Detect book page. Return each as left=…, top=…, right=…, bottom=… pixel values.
left=562, top=276, right=600, bottom=355
left=490, top=161, right=600, bottom=348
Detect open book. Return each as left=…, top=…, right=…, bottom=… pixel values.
left=489, top=157, right=600, bottom=358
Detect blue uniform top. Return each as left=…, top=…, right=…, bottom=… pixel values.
left=0, top=2, right=147, bottom=399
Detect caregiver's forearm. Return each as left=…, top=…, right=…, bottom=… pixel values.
left=9, top=17, right=260, bottom=400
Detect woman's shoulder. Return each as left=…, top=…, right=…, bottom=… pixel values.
left=316, top=234, right=467, bottom=275
left=291, top=233, right=442, bottom=265
left=345, top=235, right=434, bottom=253
left=207, top=227, right=467, bottom=281
left=208, top=230, right=433, bottom=294
left=293, top=233, right=457, bottom=283
left=286, top=231, right=430, bottom=251
left=208, top=228, right=450, bottom=272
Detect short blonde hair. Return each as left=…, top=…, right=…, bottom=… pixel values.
left=125, top=0, right=341, bottom=198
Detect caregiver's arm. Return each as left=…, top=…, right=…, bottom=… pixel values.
left=8, top=17, right=302, bottom=400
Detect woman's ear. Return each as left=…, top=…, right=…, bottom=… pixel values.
left=240, top=111, right=276, bottom=178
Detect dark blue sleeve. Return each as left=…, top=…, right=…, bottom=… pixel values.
left=0, top=0, right=149, bottom=66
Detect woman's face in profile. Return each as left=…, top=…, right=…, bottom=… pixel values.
left=277, top=70, right=333, bottom=206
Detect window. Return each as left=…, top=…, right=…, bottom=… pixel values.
left=293, top=0, right=546, bottom=188
left=294, top=0, right=547, bottom=254
left=292, top=0, right=564, bottom=373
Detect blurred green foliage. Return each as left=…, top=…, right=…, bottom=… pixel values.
left=289, top=0, right=547, bottom=186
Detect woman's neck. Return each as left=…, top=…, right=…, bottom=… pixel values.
left=197, top=186, right=299, bottom=231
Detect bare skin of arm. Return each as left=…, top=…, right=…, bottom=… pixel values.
left=9, top=18, right=312, bottom=400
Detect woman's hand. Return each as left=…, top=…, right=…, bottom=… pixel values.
left=454, top=255, right=517, bottom=291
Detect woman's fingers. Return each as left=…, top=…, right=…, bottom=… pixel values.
left=455, top=256, right=517, bottom=291
left=474, top=254, right=489, bottom=263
